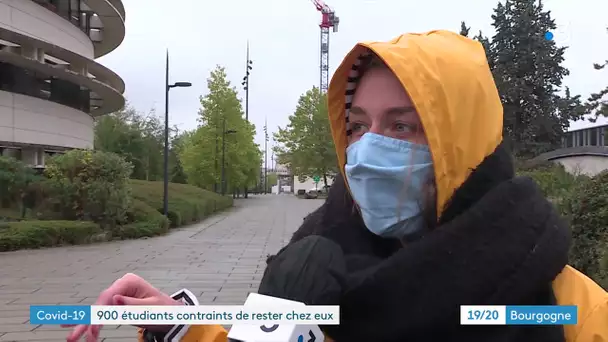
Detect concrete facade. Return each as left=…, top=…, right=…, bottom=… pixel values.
left=0, top=0, right=125, bottom=167
left=531, top=145, right=608, bottom=177
left=554, top=155, right=608, bottom=176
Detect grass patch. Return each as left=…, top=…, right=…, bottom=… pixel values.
left=0, top=220, right=101, bottom=252
left=130, top=180, right=233, bottom=227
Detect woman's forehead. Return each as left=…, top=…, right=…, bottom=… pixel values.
left=351, top=67, right=415, bottom=113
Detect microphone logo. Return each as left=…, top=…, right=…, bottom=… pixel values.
left=298, top=330, right=318, bottom=342
left=259, top=324, right=279, bottom=332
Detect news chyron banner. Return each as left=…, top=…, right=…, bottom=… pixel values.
left=460, top=305, right=578, bottom=325
left=29, top=304, right=577, bottom=326
left=30, top=305, right=339, bottom=325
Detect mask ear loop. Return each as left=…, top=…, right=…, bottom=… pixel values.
left=395, top=141, right=434, bottom=236
left=395, top=144, right=416, bottom=222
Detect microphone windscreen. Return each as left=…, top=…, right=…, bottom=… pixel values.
left=258, top=236, right=346, bottom=306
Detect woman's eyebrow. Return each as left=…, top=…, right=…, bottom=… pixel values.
left=386, top=106, right=416, bottom=115
left=349, top=106, right=367, bottom=115
left=350, top=106, right=417, bottom=118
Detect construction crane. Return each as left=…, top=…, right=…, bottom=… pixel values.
left=310, top=0, right=339, bottom=93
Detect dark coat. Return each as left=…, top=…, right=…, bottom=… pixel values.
left=259, top=144, right=570, bottom=342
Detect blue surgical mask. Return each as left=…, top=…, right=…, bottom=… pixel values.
left=345, top=133, right=434, bottom=239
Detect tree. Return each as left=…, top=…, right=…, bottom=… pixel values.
left=94, top=104, right=166, bottom=181
left=586, top=28, right=608, bottom=121
left=273, top=87, right=337, bottom=187
left=180, top=66, right=261, bottom=194
left=457, top=22, right=494, bottom=69
left=489, top=0, right=584, bottom=157
left=474, top=30, right=494, bottom=68
left=459, top=21, right=471, bottom=37
left=0, top=156, right=40, bottom=213
left=169, top=130, right=190, bottom=184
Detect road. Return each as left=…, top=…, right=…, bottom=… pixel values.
left=0, top=195, right=323, bottom=342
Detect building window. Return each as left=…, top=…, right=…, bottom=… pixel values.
left=69, top=0, right=81, bottom=26
left=590, top=128, right=598, bottom=146
left=33, top=0, right=83, bottom=31
left=1, top=147, right=22, bottom=160
left=565, top=132, right=574, bottom=148
left=578, top=131, right=584, bottom=146
left=0, top=62, right=92, bottom=113
left=35, top=149, right=45, bottom=166
left=584, top=129, right=588, bottom=146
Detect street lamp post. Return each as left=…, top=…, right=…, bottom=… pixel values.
left=214, top=128, right=219, bottom=193
left=221, top=117, right=236, bottom=196
left=163, top=50, right=191, bottom=217
left=264, top=117, right=268, bottom=194
left=241, top=42, right=253, bottom=198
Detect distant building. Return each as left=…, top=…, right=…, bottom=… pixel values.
left=266, top=163, right=337, bottom=194
left=561, top=124, right=608, bottom=148
left=531, top=124, right=608, bottom=176
left=267, top=164, right=292, bottom=194
left=0, top=0, right=126, bottom=168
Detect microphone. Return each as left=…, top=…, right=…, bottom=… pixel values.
left=228, top=236, right=347, bottom=342
left=227, top=293, right=324, bottom=342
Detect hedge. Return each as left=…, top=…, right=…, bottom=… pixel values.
left=116, top=198, right=169, bottom=239
left=130, top=180, right=233, bottom=227
left=517, top=162, right=584, bottom=201
left=0, top=220, right=101, bottom=252
left=0, top=181, right=232, bottom=251
left=0, top=200, right=169, bottom=252
left=560, top=170, right=608, bottom=290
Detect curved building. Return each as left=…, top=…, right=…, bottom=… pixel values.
left=527, top=124, right=608, bottom=176
left=0, top=0, right=125, bottom=167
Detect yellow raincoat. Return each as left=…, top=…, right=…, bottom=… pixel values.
left=139, top=30, right=608, bottom=342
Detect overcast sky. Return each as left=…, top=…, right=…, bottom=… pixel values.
left=97, top=0, right=608, bottom=148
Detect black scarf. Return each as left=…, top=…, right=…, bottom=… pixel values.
left=262, top=144, right=571, bottom=342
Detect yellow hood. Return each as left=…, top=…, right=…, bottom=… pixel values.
left=328, top=30, right=503, bottom=218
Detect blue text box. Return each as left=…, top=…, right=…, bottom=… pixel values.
left=30, top=305, right=91, bottom=325
left=506, top=305, right=577, bottom=325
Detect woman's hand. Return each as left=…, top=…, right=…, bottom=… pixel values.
left=63, top=273, right=182, bottom=342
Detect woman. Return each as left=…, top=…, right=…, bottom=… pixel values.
left=65, top=30, right=608, bottom=342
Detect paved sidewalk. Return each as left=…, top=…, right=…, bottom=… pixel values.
left=0, top=195, right=323, bottom=342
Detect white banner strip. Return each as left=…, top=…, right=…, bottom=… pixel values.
left=91, top=305, right=340, bottom=325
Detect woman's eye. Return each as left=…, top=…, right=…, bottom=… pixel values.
left=394, top=123, right=413, bottom=132
left=352, top=123, right=368, bottom=133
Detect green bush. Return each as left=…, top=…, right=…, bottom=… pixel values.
left=517, top=163, right=585, bottom=201
left=116, top=199, right=169, bottom=239
left=0, top=156, right=41, bottom=209
left=130, top=180, right=233, bottom=227
left=0, top=175, right=231, bottom=251
left=0, top=220, right=101, bottom=252
left=114, top=221, right=167, bottom=239
left=0, top=208, right=25, bottom=222
left=560, top=171, right=608, bottom=290
left=44, top=150, right=133, bottom=228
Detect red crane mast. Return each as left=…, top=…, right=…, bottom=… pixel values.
left=310, top=0, right=339, bottom=93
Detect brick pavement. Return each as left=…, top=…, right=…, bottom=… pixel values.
left=0, top=195, right=323, bottom=342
